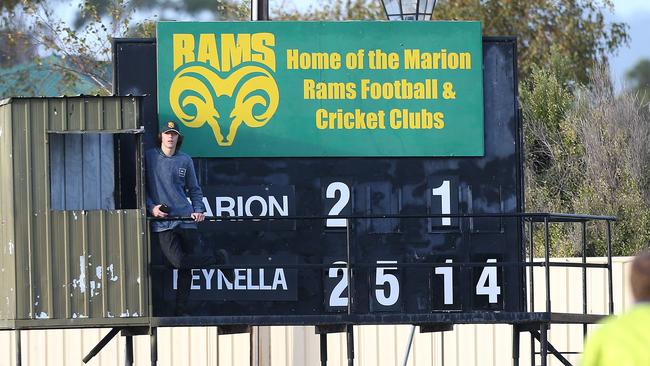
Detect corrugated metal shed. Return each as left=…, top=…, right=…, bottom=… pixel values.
left=0, top=96, right=149, bottom=329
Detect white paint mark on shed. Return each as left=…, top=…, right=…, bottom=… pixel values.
left=107, top=264, right=118, bottom=281
left=72, top=256, right=87, bottom=293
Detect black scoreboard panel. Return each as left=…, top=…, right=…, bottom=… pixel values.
left=114, top=37, right=524, bottom=322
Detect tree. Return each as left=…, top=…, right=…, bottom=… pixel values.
left=6, top=0, right=625, bottom=95
left=0, top=0, right=134, bottom=95
left=0, top=0, right=243, bottom=96
left=71, top=0, right=249, bottom=29
left=570, top=65, right=650, bottom=255
left=0, top=0, right=25, bottom=11
left=521, top=56, right=586, bottom=257
left=0, top=17, right=38, bottom=67
left=0, top=0, right=382, bottom=96
left=273, top=0, right=383, bottom=21
left=626, top=58, right=650, bottom=105
left=433, top=0, right=629, bottom=84
left=522, top=58, right=650, bottom=256
left=0, top=0, right=249, bottom=96
left=522, top=57, right=581, bottom=210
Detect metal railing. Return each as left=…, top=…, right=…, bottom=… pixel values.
left=150, top=212, right=617, bottom=319
left=149, top=212, right=617, bottom=366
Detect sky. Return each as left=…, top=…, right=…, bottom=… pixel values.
left=608, top=0, right=650, bottom=87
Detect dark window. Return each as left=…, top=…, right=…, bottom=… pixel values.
left=49, top=132, right=139, bottom=210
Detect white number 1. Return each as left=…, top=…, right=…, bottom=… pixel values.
left=431, top=180, right=451, bottom=226
left=434, top=259, right=454, bottom=305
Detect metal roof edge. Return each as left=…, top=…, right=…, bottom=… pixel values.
left=0, top=95, right=146, bottom=104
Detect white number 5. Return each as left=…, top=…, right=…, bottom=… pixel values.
left=375, top=261, right=399, bottom=306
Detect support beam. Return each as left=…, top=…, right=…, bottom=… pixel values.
left=540, top=325, right=548, bottom=366
left=121, top=327, right=150, bottom=336
left=513, top=325, right=520, bottom=366
left=401, top=325, right=416, bottom=366
left=530, top=336, right=535, bottom=366
left=151, top=327, right=158, bottom=366
left=83, top=327, right=122, bottom=364
left=320, top=333, right=328, bottom=366
left=315, top=324, right=347, bottom=334
left=530, top=328, right=572, bottom=366
left=217, top=325, right=251, bottom=335
left=419, top=323, right=453, bottom=333
left=125, top=335, right=134, bottom=366
left=15, top=329, right=21, bottom=366
left=346, top=325, right=354, bottom=366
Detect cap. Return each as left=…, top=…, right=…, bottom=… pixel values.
left=162, top=121, right=181, bottom=135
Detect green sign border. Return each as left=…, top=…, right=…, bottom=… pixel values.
left=157, top=21, right=484, bottom=157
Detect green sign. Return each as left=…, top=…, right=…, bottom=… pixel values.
left=156, top=21, right=484, bottom=157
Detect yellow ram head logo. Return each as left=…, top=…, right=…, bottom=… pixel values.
left=169, top=64, right=279, bottom=146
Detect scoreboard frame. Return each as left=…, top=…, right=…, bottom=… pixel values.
left=114, top=34, right=527, bottom=326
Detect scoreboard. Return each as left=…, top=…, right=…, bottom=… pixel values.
left=114, top=24, right=523, bottom=323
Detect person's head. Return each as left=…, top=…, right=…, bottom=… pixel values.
left=631, top=249, right=650, bottom=302
left=157, top=121, right=184, bottom=151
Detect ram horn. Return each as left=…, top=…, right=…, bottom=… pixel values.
left=225, top=65, right=279, bottom=145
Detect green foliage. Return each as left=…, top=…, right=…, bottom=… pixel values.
left=571, top=67, right=650, bottom=256
left=523, top=59, right=650, bottom=257
left=434, top=0, right=629, bottom=84
left=1, top=0, right=378, bottom=96
left=0, top=0, right=139, bottom=95
left=626, top=58, right=650, bottom=106
left=71, top=0, right=248, bottom=28
left=1, top=0, right=217, bottom=95
left=127, top=18, right=155, bottom=37
left=273, top=0, right=383, bottom=20
left=0, top=22, right=38, bottom=67
left=0, top=0, right=253, bottom=96
left=522, top=59, right=582, bottom=209
left=574, top=176, right=650, bottom=256
left=0, top=0, right=26, bottom=11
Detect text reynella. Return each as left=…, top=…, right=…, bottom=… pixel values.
left=172, top=268, right=288, bottom=291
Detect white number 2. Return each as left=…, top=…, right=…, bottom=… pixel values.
left=476, top=259, right=501, bottom=303
left=328, top=261, right=348, bottom=307
left=326, top=182, right=350, bottom=227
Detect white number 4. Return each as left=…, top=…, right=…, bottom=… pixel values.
left=476, top=259, right=501, bottom=303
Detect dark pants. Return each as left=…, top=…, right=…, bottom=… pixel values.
left=154, top=228, right=215, bottom=315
